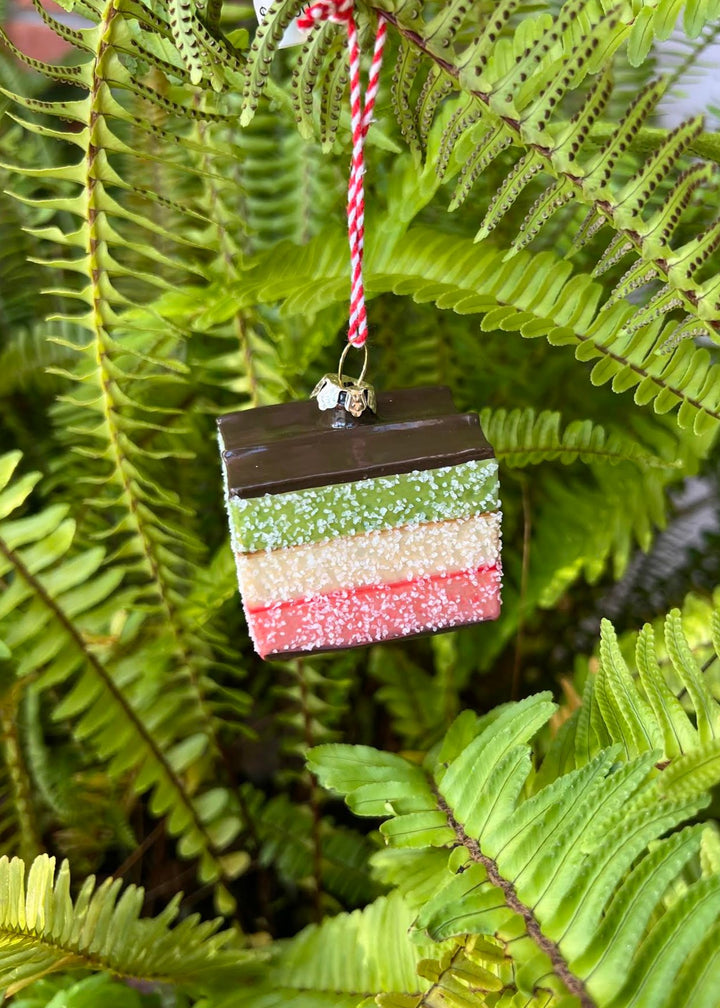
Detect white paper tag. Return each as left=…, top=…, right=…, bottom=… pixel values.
left=253, top=0, right=309, bottom=48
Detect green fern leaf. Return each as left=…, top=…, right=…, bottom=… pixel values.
left=0, top=854, right=246, bottom=998
left=241, top=0, right=305, bottom=126
left=234, top=893, right=441, bottom=1007
left=11, top=974, right=147, bottom=1008
left=322, top=0, right=720, bottom=344
left=541, top=603, right=720, bottom=800
left=311, top=691, right=720, bottom=1006
left=480, top=409, right=672, bottom=469
left=231, top=226, right=720, bottom=433
left=1, top=4, right=258, bottom=896
left=392, top=40, right=424, bottom=157
left=0, top=454, right=246, bottom=899
left=0, top=667, right=40, bottom=863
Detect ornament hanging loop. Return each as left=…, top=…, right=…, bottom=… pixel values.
left=338, top=340, right=368, bottom=386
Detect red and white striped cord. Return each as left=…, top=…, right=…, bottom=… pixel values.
left=297, top=0, right=386, bottom=349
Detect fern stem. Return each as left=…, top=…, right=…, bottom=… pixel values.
left=434, top=787, right=597, bottom=1008
left=0, top=536, right=232, bottom=884
left=296, top=658, right=324, bottom=921
left=112, top=819, right=166, bottom=881
left=0, top=888, right=202, bottom=992
left=83, top=0, right=223, bottom=771
left=375, top=9, right=720, bottom=164
left=583, top=123, right=720, bottom=163
left=373, top=7, right=720, bottom=338
left=417, top=942, right=469, bottom=1006
left=197, top=116, right=262, bottom=406
left=512, top=478, right=532, bottom=701
left=0, top=681, right=41, bottom=862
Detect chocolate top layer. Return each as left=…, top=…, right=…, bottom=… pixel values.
left=218, top=385, right=494, bottom=498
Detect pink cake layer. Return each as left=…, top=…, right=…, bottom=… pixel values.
left=246, top=564, right=501, bottom=658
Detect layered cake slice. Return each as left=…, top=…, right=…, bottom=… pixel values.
left=218, top=387, right=501, bottom=658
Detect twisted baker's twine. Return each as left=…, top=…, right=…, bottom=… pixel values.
left=297, top=0, right=386, bottom=349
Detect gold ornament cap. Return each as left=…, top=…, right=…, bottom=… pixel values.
left=311, top=343, right=376, bottom=418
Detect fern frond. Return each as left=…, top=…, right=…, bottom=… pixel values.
left=11, top=973, right=160, bottom=1008
left=0, top=853, right=246, bottom=997
left=291, top=22, right=340, bottom=139
left=231, top=226, right=720, bottom=433
left=1, top=2, right=259, bottom=898
left=480, top=408, right=674, bottom=469
left=243, top=0, right=720, bottom=343
left=0, top=453, right=246, bottom=902
left=542, top=604, right=720, bottom=786
left=310, top=693, right=720, bottom=1007
left=0, top=670, right=40, bottom=863
left=0, top=28, right=88, bottom=86
left=369, top=647, right=453, bottom=748
left=273, top=658, right=351, bottom=760
left=257, top=793, right=379, bottom=908
left=234, top=893, right=437, bottom=1007
left=241, top=0, right=304, bottom=127
left=391, top=39, right=423, bottom=157
left=234, top=98, right=342, bottom=251
left=20, top=683, right=137, bottom=876
left=253, top=655, right=380, bottom=909
left=407, top=935, right=515, bottom=1008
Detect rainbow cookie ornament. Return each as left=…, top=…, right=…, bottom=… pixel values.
left=220, top=0, right=500, bottom=658
left=217, top=379, right=502, bottom=659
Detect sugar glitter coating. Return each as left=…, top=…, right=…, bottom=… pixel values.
left=237, top=512, right=501, bottom=606
left=228, top=458, right=500, bottom=553
left=248, top=564, right=502, bottom=656
left=219, top=428, right=503, bottom=657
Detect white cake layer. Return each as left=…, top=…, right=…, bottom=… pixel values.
left=237, top=511, right=501, bottom=607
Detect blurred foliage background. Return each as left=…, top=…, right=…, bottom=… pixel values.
left=1, top=0, right=720, bottom=1003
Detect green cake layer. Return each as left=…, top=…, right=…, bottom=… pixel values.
left=228, top=458, right=499, bottom=553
